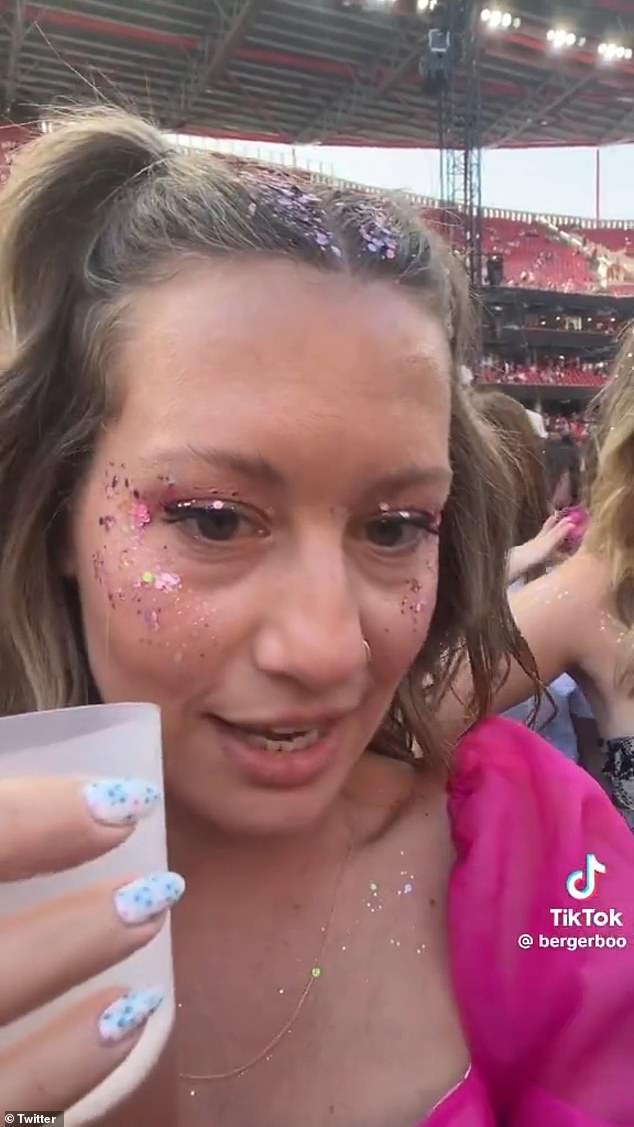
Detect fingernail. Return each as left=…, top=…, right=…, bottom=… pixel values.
left=83, top=778, right=162, bottom=826
left=114, top=871, right=186, bottom=925
left=98, top=987, right=164, bottom=1044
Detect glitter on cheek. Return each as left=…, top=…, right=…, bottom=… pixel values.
left=400, top=579, right=431, bottom=619
left=154, top=571, right=182, bottom=592
left=135, top=570, right=182, bottom=592
left=130, top=501, right=151, bottom=530
left=143, top=608, right=161, bottom=631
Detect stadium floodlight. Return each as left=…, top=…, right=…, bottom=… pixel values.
left=598, top=41, right=632, bottom=62
left=481, top=8, right=516, bottom=31
left=547, top=28, right=576, bottom=50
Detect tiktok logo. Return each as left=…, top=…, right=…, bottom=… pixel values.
left=566, top=853, right=606, bottom=900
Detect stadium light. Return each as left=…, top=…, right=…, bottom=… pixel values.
left=417, top=0, right=438, bottom=11
left=481, top=8, right=519, bottom=31
left=598, top=42, right=633, bottom=62
left=547, top=28, right=577, bottom=50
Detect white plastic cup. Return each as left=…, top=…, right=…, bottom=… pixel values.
left=0, top=702, right=173, bottom=1124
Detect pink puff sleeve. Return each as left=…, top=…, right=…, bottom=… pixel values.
left=447, top=717, right=634, bottom=1125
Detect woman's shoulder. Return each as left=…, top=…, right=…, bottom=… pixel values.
left=449, top=714, right=632, bottom=851
left=447, top=717, right=634, bottom=1120
left=450, top=714, right=595, bottom=805
left=512, top=546, right=607, bottom=614
left=448, top=714, right=633, bottom=974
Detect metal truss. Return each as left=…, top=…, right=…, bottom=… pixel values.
left=604, top=103, right=634, bottom=145
left=438, top=0, right=483, bottom=290
left=164, top=0, right=261, bottom=130
left=293, top=27, right=432, bottom=145
left=3, top=0, right=28, bottom=115
left=487, top=71, right=596, bottom=148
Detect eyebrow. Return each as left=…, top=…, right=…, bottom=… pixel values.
left=144, top=445, right=452, bottom=495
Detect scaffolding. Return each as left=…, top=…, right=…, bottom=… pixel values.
left=435, top=0, right=483, bottom=290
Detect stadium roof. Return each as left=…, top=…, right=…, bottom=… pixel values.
left=1, top=0, right=633, bottom=149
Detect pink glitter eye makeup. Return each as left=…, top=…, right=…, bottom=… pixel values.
left=364, top=510, right=442, bottom=552
left=162, top=499, right=268, bottom=544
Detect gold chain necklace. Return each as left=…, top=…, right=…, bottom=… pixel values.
left=179, top=833, right=354, bottom=1083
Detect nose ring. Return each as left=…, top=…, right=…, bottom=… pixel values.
left=362, top=639, right=371, bottom=664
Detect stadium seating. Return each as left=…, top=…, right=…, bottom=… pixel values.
left=479, top=362, right=606, bottom=389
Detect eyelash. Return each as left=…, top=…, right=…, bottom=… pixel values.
left=162, top=499, right=266, bottom=541
left=162, top=500, right=442, bottom=552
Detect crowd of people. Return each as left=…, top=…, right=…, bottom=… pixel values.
left=0, top=109, right=632, bottom=1126
left=479, top=357, right=606, bottom=389
left=481, top=218, right=634, bottom=294
left=542, top=410, right=590, bottom=443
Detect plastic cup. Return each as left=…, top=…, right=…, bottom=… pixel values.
left=0, top=703, right=173, bottom=1124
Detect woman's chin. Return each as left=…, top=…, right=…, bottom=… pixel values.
left=164, top=756, right=352, bottom=840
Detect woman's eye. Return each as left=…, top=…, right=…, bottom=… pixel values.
left=163, top=501, right=266, bottom=543
left=364, top=511, right=440, bottom=551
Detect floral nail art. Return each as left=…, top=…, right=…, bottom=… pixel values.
left=98, top=987, right=164, bottom=1044
left=83, top=778, right=161, bottom=826
left=114, top=871, right=186, bottom=925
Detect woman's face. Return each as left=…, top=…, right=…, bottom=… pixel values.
left=69, top=259, right=452, bottom=836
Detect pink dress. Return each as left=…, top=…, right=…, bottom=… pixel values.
left=421, top=717, right=634, bottom=1125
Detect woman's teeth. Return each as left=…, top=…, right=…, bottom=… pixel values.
left=237, top=727, right=323, bottom=753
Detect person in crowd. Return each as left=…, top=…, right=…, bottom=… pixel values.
left=544, top=435, right=589, bottom=551
left=473, top=389, right=550, bottom=568
left=544, top=435, right=581, bottom=510
left=449, top=326, right=634, bottom=827
left=0, top=110, right=631, bottom=1126
left=473, top=391, right=595, bottom=764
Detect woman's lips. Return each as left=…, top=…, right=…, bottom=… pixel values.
left=206, top=714, right=343, bottom=789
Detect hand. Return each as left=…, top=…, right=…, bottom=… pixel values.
left=0, top=775, right=184, bottom=1112
left=507, top=513, right=576, bottom=584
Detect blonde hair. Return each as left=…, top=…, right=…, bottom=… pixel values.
left=586, top=323, right=634, bottom=690
left=0, top=107, right=536, bottom=760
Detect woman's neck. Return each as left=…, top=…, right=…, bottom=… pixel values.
left=165, top=752, right=430, bottom=904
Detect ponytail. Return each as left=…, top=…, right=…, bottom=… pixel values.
left=0, top=108, right=169, bottom=341
left=0, top=110, right=170, bottom=712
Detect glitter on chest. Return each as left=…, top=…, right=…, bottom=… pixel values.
left=365, top=880, right=383, bottom=913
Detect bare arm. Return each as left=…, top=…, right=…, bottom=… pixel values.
left=441, top=551, right=601, bottom=737
left=506, top=514, right=575, bottom=586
